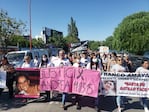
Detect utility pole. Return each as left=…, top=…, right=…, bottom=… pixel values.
left=29, top=0, right=32, bottom=50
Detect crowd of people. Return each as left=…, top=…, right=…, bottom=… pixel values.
left=0, top=49, right=149, bottom=112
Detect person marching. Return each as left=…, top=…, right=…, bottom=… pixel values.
left=52, top=49, right=72, bottom=109
left=86, top=52, right=101, bottom=112
left=39, top=54, right=53, bottom=102
left=0, top=56, right=15, bottom=99
left=135, top=59, right=149, bottom=112
left=110, top=56, right=126, bottom=112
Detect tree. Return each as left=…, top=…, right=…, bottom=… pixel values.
left=88, top=41, right=101, bottom=51
left=10, top=35, right=29, bottom=48
left=112, top=11, right=149, bottom=54
left=48, top=32, right=66, bottom=49
left=0, top=9, right=25, bottom=53
left=103, top=36, right=114, bottom=50
left=67, top=17, right=80, bottom=43
left=32, top=38, right=45, bottom=48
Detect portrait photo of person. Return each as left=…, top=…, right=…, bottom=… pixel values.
left=102, top=80, right=116, bottom=96
left=15, top=74, right=40, bottom=97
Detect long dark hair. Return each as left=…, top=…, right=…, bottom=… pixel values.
left=90, top=57, right=99, bottom=70
left=41, top=54, right=49, bottom=67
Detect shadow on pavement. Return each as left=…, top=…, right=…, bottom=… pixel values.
left=0, top=92, right=27, bottom=111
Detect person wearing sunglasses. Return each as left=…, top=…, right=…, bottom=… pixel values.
left=110, top=57, right=126, bottom=112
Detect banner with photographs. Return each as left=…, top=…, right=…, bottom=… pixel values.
left=0, top=71, right=6, bottom=88
left=101, top=72, right=149, bottom=97
left=15, top=68, right=40, bottom=98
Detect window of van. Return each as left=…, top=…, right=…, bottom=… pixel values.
left=34, top=51, right=40, bottom=58
left=26, top=52, right=33, bottom=59
left=7, top=53, right=25, bottom=62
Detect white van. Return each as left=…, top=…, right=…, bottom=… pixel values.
left=6, top=49, right=50, bottom=68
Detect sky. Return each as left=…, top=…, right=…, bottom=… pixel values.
left=1, top=0, right=149, bottom=41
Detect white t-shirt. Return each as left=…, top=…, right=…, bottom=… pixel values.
left=73, top=63, right=80, bottom=68
left=52, top=58, right=71, bottom=67
left=110, top=64, right=126, bottom=72
left=21, top=62, right=34, bottom=68
left=135, top=67, right=149, bottom=74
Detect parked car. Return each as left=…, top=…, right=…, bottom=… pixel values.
left=6, top=49, right=50, bottom=68
left=143, top=51, right=149, bottom=59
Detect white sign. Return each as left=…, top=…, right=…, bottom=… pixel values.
left=0, top=71, right=6, bottom=88
left=101, top=72, right=149, bottom=97
left=99, top=46, right=109, bottom=54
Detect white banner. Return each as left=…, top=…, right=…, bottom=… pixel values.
left=0, top=71, right=6, bottom=88
left=101, top=72, right=149, bottom=97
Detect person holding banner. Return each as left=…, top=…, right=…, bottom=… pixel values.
left=39, top=54, right=53, bottom=102
left=111, top=57, right=126, bottom=112
left=107, top=52, right=117, bottom=72
left=135, top=59, right=149, bottom=112
left=20, top=55, right=36, bottom=103
left=72, top=56, right=83, bottom=110
left=52, top=49, right=72, bottom=109
left=0, top=56, right=15, bottom=99
left=86, top=53, right=101, bottom=112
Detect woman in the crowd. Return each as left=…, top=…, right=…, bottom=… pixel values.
left=0, top=56, right=15, bottom=99
left=39, top=54, right=53, bottom=102
left=86, top=53, right=101, bottom=71
left=86, top=53, right=101, bottom=112
left=73, top=55, right=81, bottom=68
left=101, top=53, right=108, bottom=71
left=135, top=59, right=149, bottom=112
left=107, top=52, right=117, bottom=72
left=110, top=56, right=126, bottom=112
left=123, top=54, right=133, bottom=72
left=72, top=56, right=82, bottom=110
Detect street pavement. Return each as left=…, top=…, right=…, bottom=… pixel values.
left=0, top=89, right=148, bottom=112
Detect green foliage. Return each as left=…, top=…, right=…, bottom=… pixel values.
left=102, top=36, right=114, bottom=49
left=88, top=41, right=101, bottom=51
left=112, top=11, right=149, bottom=54
left=32, top=38, right=44, bottom=48
left=10, top=35, right=29, bottom=47
left=48, top=34, right=66, bottom=49
left=67, top=17, right=80, bottom=43
left=0, top=9, right=26, bottom=53
left=64, top=35, right=79, bottom=43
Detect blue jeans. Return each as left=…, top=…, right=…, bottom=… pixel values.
left=140, top=97, right=148, bottom=108
left=62, top=92, right=67, bottom=105
left=116, top=96, right=124, bottom=107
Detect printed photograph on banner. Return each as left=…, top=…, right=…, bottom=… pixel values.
left=101, top=79, right=116, bottom=96
left=15, top=68, right=40, bottom=98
